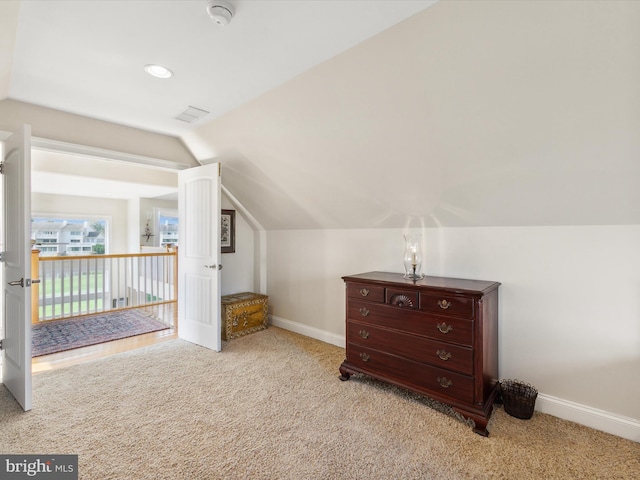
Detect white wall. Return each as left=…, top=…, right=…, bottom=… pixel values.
left=126, top=197, right=141, bottom=253
left=266, top=225, right=640, bottom=440
left=220, top=195, right=255, bottom=296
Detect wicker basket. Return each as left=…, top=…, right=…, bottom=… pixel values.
left=500, top=380, right=538, bottom=420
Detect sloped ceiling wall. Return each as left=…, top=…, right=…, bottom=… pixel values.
left=0, top=1, right=19, bottom=99
left=0, top=99, right=198, bottom=169
left=183, top=0, right=640, bottom=230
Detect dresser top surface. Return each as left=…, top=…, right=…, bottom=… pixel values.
left=342, top=271, right=500, bottom=294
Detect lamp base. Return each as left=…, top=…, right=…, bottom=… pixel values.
left=403, top=272, right=424, bottom=280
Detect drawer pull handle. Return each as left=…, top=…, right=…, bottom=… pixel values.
left=437, top=376, right=453, bottom=388
left=437, top=322, right=453, bottom=334
left=358, top=329, right=369, bottom=339
left=436, top=349, right=452, bottom=361
left=359, top=307, right=370, bottom=317
left=359, top=288, right=370, bottom=297
left=438, top=299, right=452, bottom=310
left=360, top=352, right=370, bottom=362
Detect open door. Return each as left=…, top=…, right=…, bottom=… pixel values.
left=178, top=163, right=221, bottom=351
left=1, top=125, right=33, bottom=411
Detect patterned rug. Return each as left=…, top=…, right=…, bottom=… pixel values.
left=32, top=310, right=170, bottom=357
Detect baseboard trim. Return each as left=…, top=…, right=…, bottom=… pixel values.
left=270, top=316, right=639, bottom=443
left=269, top=315, right=345, bottom=349
left=536, top=394, right=639, bottom=443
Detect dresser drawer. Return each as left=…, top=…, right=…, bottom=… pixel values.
left=347, top=320, right=473, bottom=375
left=348, top=300, right=473, bottom=347
left=346, top=283, right=385, bottom=303
left=420, top=293, right=474, bottom=319
left=386, top=289, right=419, bottom=309
left=347, top=343, right=474, bottom=404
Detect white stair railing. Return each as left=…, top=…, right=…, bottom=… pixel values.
left=35, top=249, right=177, bottom=323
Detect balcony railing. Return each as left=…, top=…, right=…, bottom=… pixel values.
left=32, top=247, right=177, bottom=324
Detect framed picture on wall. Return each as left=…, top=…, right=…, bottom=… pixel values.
left=221, top=209, right=235, bottom=253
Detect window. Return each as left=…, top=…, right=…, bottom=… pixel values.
left=157, top=208, right=179, bottom=247
left=31, top=217, right=109, bottom=256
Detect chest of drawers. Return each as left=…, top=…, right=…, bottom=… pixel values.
left=339, top=272, right=500, bottom=436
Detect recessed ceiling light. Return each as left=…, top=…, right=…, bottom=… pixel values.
left=144, top=64, right=173, bottom=79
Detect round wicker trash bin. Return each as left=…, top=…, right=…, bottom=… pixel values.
left=500, top=380, right=538, bottom=420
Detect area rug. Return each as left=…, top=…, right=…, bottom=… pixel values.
left=32, top=310, right=170, bottom=357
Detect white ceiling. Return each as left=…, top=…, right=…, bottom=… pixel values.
left=8, top=0, right=438, bottom=137
left=31, top=149, right=179, bottom=200
left=31, top=170, right=178, bottom=200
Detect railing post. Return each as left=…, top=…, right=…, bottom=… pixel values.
left=173, top=246, right=178, bottom=329
left=31, top=249, right=40, bottom=324
left=172, top=246, right=178, bottom=301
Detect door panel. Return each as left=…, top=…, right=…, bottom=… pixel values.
left=2, top=125, right=33, bottom=411
left=178, top=163, right=221, bottom=351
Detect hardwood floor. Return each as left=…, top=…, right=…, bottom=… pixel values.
left=32, top=304, right=178, bottom=374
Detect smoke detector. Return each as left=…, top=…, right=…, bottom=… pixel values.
left=207, top=1, right=234, bottom=26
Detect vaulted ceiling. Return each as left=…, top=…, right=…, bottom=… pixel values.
left=2, top=1, right=639, bottom=229
left=2, top=0, right=436, bottom=135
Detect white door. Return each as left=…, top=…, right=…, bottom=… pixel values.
left=1, top=125, right=33, bottom=411
left=178, top=163, right=221, bottom=351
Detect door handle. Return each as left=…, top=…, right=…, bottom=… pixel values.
left=8, top=278, right=40, bottom=287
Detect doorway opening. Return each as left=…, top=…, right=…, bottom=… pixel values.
left=28, top=148, right=181, bottom=370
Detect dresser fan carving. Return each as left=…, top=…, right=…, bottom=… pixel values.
left=389, top=293, right=414, bottom=308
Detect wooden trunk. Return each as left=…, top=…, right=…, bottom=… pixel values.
left=221, top=292, right=269, bottom=340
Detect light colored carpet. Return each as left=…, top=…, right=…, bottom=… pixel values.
left=2, top=327, right=638, bottom=479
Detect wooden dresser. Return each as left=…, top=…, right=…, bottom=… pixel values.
left=339, top=272, right=500, bottom=436
left=221, top=292, right=269, bottom=340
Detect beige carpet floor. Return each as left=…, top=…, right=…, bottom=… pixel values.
left=1, top=327, right=638, bottom=479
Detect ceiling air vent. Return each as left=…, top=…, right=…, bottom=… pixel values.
left=175, top=106, right=209, bottom=123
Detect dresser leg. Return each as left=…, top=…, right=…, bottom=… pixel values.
left=462, top=408, right=493, bottom=437
left=472, top=418, right=490, bottom=437
left=451, top=405, right=493, bottom=437
left=338, top=362, right=352, bottom=381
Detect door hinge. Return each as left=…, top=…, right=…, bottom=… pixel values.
left=0, top=252, right=4, bottom=263
left=0, top=161, right=4, bottom=174
left=0, top=339, right=3, bottom=350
